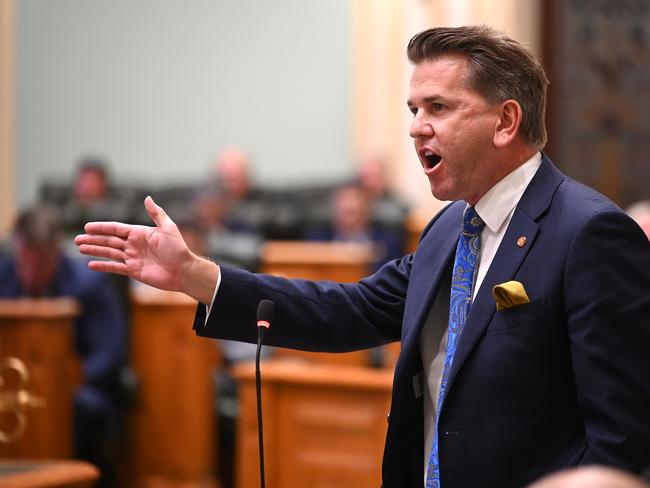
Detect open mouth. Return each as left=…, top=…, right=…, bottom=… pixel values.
left=423, top=151, right=442, bottom=169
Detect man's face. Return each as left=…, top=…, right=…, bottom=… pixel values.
left=333, top=186, right=369, bottom=234
left=216, top=149, right=250, bottom=199
left=408, top=55, right=503, bottom=205
left=15, top=239, right=59, bottom=296
left=74, top=168, right=107, bottom=204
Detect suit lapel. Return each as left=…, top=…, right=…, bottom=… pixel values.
left=443, top=155, right=565, bottom=399
left=400, top=202, right=462, bottom=358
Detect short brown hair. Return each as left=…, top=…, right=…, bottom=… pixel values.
left=407, top=25, right=548, bottom=150
left=14, top=205, right=62, bottom=247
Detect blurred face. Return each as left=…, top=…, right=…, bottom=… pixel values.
left=15, top=239, right=60, bottom=296
left=333, top=187, right=369, bottom=234
left=216, top=149, right=250, bottom=199
left=74, top=168, right=107, bottom=204
left=192, top=193, right=225, bottom=232
left=408, top=55, right=503, bottom=205
left=358, top=155, right=387, bottom=197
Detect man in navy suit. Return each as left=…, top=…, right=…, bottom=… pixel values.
left=0, top=205, right=127, bottom=486
left=305, top=182, right=405, bottom=272
left=76, top=26, right=650, bottom=487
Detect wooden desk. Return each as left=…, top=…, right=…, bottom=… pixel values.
left=129, top=287, right=221, bottom=488
left=260, top=241, right=373, bottom=283
left=261, top=241, right=379, bottom=366
left=232, top=360, right=393, bottom=488
left=0, top=459, right=98, bottom=488
left=0, top=299, right=80, bottom=459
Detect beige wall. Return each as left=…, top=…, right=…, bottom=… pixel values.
left=4, top=1, right=542, bottom=231
left=0, top=0, right=14, bottom=237
left=351, top=0, right=542, bottom=212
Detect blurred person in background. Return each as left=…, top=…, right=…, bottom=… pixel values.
left=626, top=200, right=650, bottom=239
left=305, top=182, right=404, bottom=272
left=208, top=146, right=266, bottom=234
left=59, top=156, right=122, bottom=238
left=211, top=146, right=253, bottom=204
left=358, top=152, right=392, bottom=201
left=73, top=157, right=110, bottom=207
left=357, top=152, right=410, bottom=239
left=0, top=205, right=126, bottom=487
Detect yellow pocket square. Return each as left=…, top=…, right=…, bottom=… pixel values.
left=492, top=281, right=530, bottom=311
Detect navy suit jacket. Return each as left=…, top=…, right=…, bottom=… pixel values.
left=0, top=253, right=126, bottom=389
left=194, top=156, right=650, bottom=487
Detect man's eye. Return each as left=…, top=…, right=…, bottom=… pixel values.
left=409, top=107, right=418, bottom=117
left=432, top=103, right=445, bottom=111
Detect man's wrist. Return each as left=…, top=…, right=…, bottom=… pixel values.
left=180, top=253, right=220, bottom=305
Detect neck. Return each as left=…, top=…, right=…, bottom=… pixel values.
left=466, top=146, right=538, bottom=207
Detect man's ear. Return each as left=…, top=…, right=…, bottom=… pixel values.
left=493, top=99, right=522, bottom=148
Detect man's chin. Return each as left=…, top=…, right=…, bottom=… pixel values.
left=429, top=182, right=453, bottom=203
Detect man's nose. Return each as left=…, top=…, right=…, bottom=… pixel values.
left=409, top=113, right=433, bottom=139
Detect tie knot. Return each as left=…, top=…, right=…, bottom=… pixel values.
left=463, top=207, right=485, bottom=235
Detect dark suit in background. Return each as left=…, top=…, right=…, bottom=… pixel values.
left=0, top=253, right=127, bottom=484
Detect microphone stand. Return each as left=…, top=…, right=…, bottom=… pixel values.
left=256, top=323, right=268, bottom=488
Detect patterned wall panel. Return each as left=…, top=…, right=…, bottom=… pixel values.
left=545, top=0, right=650, bottom=207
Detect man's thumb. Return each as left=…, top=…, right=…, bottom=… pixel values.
left=144, top=196, right=172, bottom=228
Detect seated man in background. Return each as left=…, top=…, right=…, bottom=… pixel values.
left=73, top=157, right=110, bottom=206
left=211, top=146, right=253, bottom=204
left=60, top=156, right=122, bottom=237
left=199, top=146, right=276, bottom=239
left=0, top=205, right=126, bottom=487
left=357, top=152, right=410, bottom=224
left=357, top=152, right=393, bottom=201
left=305, top=182, right=405, bottom=272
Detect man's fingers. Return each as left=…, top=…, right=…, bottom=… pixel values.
left=78, top=244, right=125, bottom=262
left=144, top=196, right=174, bottom=229
left=75, top=234, right=126, bottom=250
left=88, top=260, right=129, bottom=276
left=83, top=221, right=132, bottom=238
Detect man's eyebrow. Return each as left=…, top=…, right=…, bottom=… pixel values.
left=407, top=95, right=449, bottom=107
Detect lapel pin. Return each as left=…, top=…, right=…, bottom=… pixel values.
left=516, top=236, right=527, bottom=248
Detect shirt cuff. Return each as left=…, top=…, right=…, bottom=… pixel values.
left=204, top=268, right=222, bottom=326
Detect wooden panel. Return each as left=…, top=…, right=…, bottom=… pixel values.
left=261, top=241, right=373, bottom=283
left=128, top=287, right=221, bottom=488
left=0, top=459, right=98, bottom=488
left=543, top=0, right=650, bottom=208
left=0, top=299, right=80, bottom=459
left=260, top=241, right=377, bottom=366
left=232, top=360, right=392, bottom=488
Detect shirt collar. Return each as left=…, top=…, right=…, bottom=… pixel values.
left=474, top=152, right=542, bottom=234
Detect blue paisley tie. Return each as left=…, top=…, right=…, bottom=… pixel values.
left=426, top=206, right=485, bottom=487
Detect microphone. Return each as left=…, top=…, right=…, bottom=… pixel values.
left=255, top=299, right=274, bottom=488
left=257, top=299, right=274, bottom=342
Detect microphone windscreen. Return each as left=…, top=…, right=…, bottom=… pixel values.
left=257, top=299, right=275, bottom=323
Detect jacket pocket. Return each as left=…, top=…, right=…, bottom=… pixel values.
left=486, top=297, right=546, bottom=332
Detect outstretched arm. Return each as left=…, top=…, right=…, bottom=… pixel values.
left=74, top=196, right=218, bottom=305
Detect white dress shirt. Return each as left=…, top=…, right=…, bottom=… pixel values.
left=419, top=152, right=542, bottom=480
